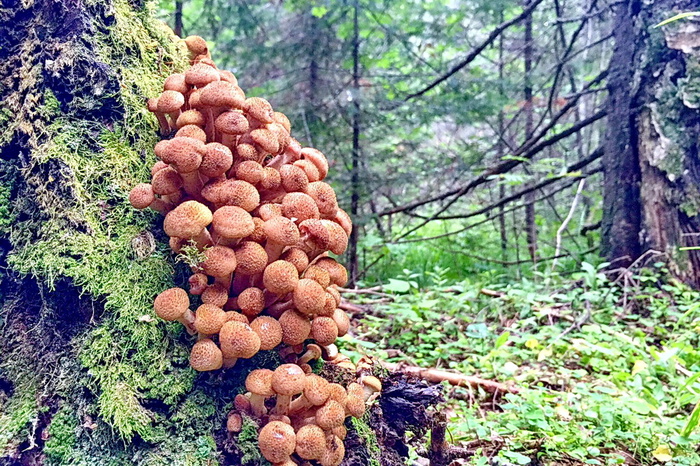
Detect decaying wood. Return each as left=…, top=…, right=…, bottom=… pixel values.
left=381, top=361, right=520, bottom=394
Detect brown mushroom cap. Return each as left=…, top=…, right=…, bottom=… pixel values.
left=236, top=143, right=259, bottom=162
left=260, top=167, right=282, bottom=190
left=164, top=73, right=189, bottom=94
left=326, top=383, right=347, bottom=405
left=295, top=424, right=326, bottom=460
left=244, top=97, right=274, bottom=124
left=345, top=394, right=366, bottom=418
left=250, top=316, right=283, bottom=350
left=279, top=310, right=311, bottom=346
left=219, top=69, right=238, bottom=85
left=280, top=164, right=309, bottom=193
left=200, top=143, right=233, bottom=178
left=257, top=203, right=282, bottom=221
left=326, top=286, right=341, bottom=307
left=272, top=364, right=306, bottom=396
left=154, top=287, right=189, bottom=321
left=215, top=110, right=249, bottom=136
left=316, top=400, right=346, bottom=430
left=263, top=260, right=300, bottom=296
left=264, top=216, right=300, bottom=246
left=224, top=180, right=260, bottom=212
left=189, top=338, right=223, bottom=371
left=303, top=265, right=331, bottom=288
left=332, top=308, right=350, bottom=337
left=234, top=241, right=269, bottom=275
left=219, top=321, right=261, bottom=359
left=245, top=217, right=267, bottom=243
left=184, top=35, right=209, bottom=56
left=280, top=247, right=310, bottom=273
left=151, top=166, right=183, bottom=195
left=294, top=159, right=321, bottom=183
left=200, top=283, right=229, bottom=308
left=237, top=286, right=265, bottom=317
left=246, top=368, right=275, bottom=396
left=235, top=161, right=264, bottom=185
left=157, top=90, right=185, bottom=114
left=129, top=183, right=155, bottom=210
left=272, top=111, right=291, bottom=133
left=163, top=136, right=204, bottom=173
left=306, top=182, right=338, bottom=217
left=176, top=109, right=206, bottom=128
left=310, top=316, right=339, bottom=346
left=201, top=245, right=238, bottom=277
left=334, top=208, right=353, bottom=237
left=282, top=193, right=320, bottom=223
left=251, top=128, right=279, bottom=154
left=185, top=63, right=220, bottom=87
left=225, top=311, right=249, bottom=323
left=212, top=206, right=255, bottom=239
left=300, top=147, right=329, bottom=180
left=200, top=81, right=245, bottom=109
left=188, top=273, right=208, bottom=295
left=315, top=258, right=348, bottom=287
left=175, top=124, right=207, bottom=142
left=293, top=279, right=326, bottom=316
left=163, top=201, right=213, bottom=239
left=303, top=373, right=330, bottom=406
left=258, top=421, right=296, bottom=464
left=194, top=303, right=228, bottom=335
left=320, top=434, right=345, bottom=466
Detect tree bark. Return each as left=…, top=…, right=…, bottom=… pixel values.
left=602, top=0, right=700, bottom=285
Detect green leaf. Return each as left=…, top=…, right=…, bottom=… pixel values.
left=383, top=279, right=411, bottom=293
left=654, top=11, right=700, bottom=28
left=311, top=6, right=328, bottom=18
left=681, top=400, right=700, bottom=437
left=494, top=331, right=510, bottom=349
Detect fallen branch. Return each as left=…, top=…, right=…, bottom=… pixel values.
left=381, top=361, right=520, bottom=394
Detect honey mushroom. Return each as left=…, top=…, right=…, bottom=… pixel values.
left=132, top=37, right=386, bottom=465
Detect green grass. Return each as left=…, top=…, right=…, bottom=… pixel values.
left=342, top=263, right=700, bottom=465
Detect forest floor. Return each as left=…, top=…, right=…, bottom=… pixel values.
left=341, top=263, right=700, bottom=466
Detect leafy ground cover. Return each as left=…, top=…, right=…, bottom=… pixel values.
left=340, top=262, right=700, bottom=465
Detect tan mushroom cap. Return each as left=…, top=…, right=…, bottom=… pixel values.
left=268, top=122, right=291, bottom=152
left=279, top=310, right=311, bottom=346
left=226, top=412, right=242, bottom=433
left=234, top=241, right=268, bottom=275
left=311, top=316, right=338, bottom=346
left=235, top=161, right=264, bottom=185
left=303, top=265, right=331, bottom=288
left=245, top=217, right=267, bottom=243
left=157, top=90, right=185, bottom=113
left=334, top=208, right=353, bottom=237
left=294, top=159, right=321, bottom=182
left=315, top=258, right=348, bottom=287
left=129, top=183, right=155, bottom=209
left=151, top=160, right=169, bottom=176
left=154, top=287, right=190, bottom=321
left=272, top=111, right=291, bottom=133
left=272, top=364, right=306, bottom=396
left=200, top=81, right=245, bottom=109
left=280, top=247, right=310, bottom=273
left=264, top=216, right=300, bottom=246
left=151, top=166, right=183, bottom=195
left=223, top=180, right=260, bottom=212
left=326, top=383, right=347, bottom=405
left=263, top=260, right=300, bottom=295
left=316, top=400, right=345, bottom=430
left=258, top=421, right=296, bottom=464
left=212, top=206, right=255, bottom=239
left=345, top=394, right=366, bottom=418
left=184, top=35, right=209, bottom=56
left=307, top=182, right=338, bottom=217
left=175, top=124, right=207, bottom=142
left=257, top=203, right=282, bottom=221
left=154, top=139, right=171, bottom=159
left=250, top=316, right=283, bottom=350
left=245, top=368, right=275, bottom=396
left=200, top=143, right=233, bottom=178
left=164, top=73, right=189, bottom=94
left=185, top=63, right=220, bottom=87
left=251, top=128, right=279, bottom=154
left=321, top=220, right=348, bottom=255
left=201, top=245, right=237, bottom=277
left=176, top=109, right=205, bottom=128
left=237, top=286, right=265, bottom=317
left=219, top=69, right=238, bottom=85
left=332, top=308, right=350, bottom=337
left=293, top=279, right=326, bottom=316
left=219, top=321, right=261, bottom=359
left=280, top=164, right=309, bottom=193
left=215, top=110, right=249, bottom=136
left=161, top=137, right=204, bottom=173
left=295, top=424, right=326, bottom=460
left=318, top=293, right=336, bottom=317
left=300, top=147, right=329, bottom=180
left=201, top=283, right=229, bottom=308
left=360, top=375, right=382, bottom=401
left=189, top=338, right=223, bottom=371
left=303, top=373, right=330, bottom=406
left=225, top=311, right=249, bottom=323
left=326, top=286, right=341, bottom=307
left=320, top=434, right=345, bottom=466
left=244, top=97, right=274, bottom=124
left=236, top=143, right=259, bottom=162
left=260, top=167, right=282, bottom=190
left=194, top=303, right=228, bottom=335
left=282, top=192, right=320, bottom=223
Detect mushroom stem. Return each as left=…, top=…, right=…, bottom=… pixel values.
left=249, top=393, right=267, bottom=417
left=178, top=309, right=197, bottom=335
left=222, top=357, right=238, bottom=369
left=264, top=241, right=286, bottom=263
left=180, top=171, right=205, bottom=199
left=149, top=198, right=174, bottom=215
left=273, top=394, right=292, bottom=416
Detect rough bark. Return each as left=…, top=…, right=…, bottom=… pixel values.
left=0, top=1, right=434, bottom=464
left=602, top=0, right=700, bottom=285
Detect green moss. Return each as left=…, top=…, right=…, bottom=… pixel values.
left=0, top=377, right=38, bottom=453
left=351, top=416, right=382, bottom=466
left=237, top=415, right=269, bottom=466
left=44, top=406, right=79, bottom=464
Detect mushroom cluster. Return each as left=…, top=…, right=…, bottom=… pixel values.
left=129, top=36, right=379, bottom=466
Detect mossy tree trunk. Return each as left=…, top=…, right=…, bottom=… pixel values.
left=0, top=2, right=431, bottom=465
left=603, top=0, right=700, bottom=286
left=601, top=0, right=700, bottom=285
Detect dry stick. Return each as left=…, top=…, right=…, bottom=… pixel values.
left=381, top=361, right=520, bottom=394
left=551, top=178, right=586, bottom=272
left=403, top=0, right=547, bottom=102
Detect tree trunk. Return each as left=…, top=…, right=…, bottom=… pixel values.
left=602, top=0, right=700, bottom=285
left=523, top=0, right=538, bottom=264
left=0, top=1, right=432, bottom=463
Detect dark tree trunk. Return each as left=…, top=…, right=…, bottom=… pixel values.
left=602, top=0, right=700, bottom=285
left=348, top=0, right=361, bottom=286
left=523, top=0, right=538, bottom=264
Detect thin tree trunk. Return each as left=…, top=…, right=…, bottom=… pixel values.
left=348, top=0, right=361, bottom=286
left=174, top=0, right=184, bottom=37
left=523, top=0, right=538, bottom=263
left=498, top=8, right=508, bottom=262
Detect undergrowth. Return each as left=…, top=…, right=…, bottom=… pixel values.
left=343, top=263, right=700, bottom=465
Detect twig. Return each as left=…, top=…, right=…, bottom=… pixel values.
left=381, top=361, right=520, bottom=394
left=551, top=178, right=586, bottom=272
left=337, top=287, right=394, bottom=299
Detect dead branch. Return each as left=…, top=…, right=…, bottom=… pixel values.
left=381, top=361, right=520, bottom=394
